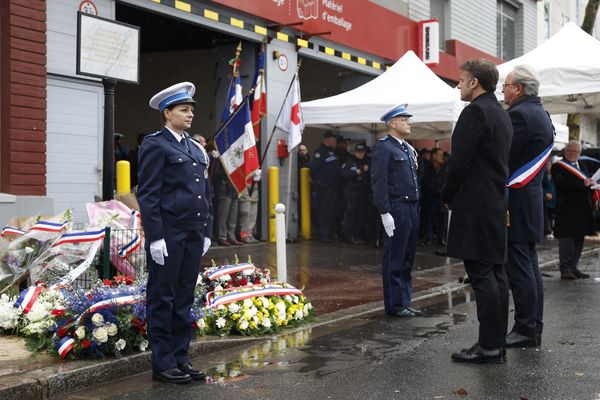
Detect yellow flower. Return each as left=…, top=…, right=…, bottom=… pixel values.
left=231, top=313, right=240, bottom=321
left=248, top=320, right=257, bottom=329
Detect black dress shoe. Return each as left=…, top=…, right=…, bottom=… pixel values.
left=506, top=331, right=538, bottom=348
left=388, top=308, right=418, bottom=317
left=451, top=344, right=506, bottom=364
left=573, top=269, right=590, bottom=279
left=406, top=307, right=423, bottom=316
left=178, top=363, right=206, bottom=381
left=152, top=368, right=191, bottom=384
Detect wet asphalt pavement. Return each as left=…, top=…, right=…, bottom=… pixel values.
left=64, top=259, right=600, bottom=400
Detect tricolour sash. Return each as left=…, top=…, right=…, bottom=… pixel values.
left=507, top=144, right=553, bottom=188
left=555, top=159, right=600, bottom=201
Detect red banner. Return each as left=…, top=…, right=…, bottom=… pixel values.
left=210, top=0, right=417, bottom=62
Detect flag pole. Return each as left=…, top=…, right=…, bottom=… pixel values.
left=249, top=59, right=302, bottom=197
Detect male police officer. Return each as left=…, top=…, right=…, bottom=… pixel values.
left=310, top=131, right=341, bottom=242
left=138, top=82, right=213, bottom=384
left=371, top=104, right=422, bottom=317
left=341, top=143, right=370, bottom=244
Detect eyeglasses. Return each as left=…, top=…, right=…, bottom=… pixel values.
left=502, top=82, right=519, bottom=89
left=395, top=117, right=411, bottom=123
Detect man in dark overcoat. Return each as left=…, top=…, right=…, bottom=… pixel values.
left=442, top=59, right=513, bottom=364
left=551, top=141, right=594, bottom=280
left=502, top=65, right=554, bottom=348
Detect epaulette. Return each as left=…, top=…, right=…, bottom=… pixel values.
left=378, top=136, right=389, bottom=141
left=145, top=130, right=161, bottom=138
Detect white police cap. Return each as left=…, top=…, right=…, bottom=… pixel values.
left=380, top=103, right=412, bottom=123
left=149, top=82, right=196, bottom=113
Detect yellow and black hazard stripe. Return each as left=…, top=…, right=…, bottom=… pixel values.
left=150, top=0, right=387, bottom=71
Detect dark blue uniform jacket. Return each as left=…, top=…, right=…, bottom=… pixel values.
left=371, top=136, right=420, bottom=214
left=137, top=128, right=213, bottom=243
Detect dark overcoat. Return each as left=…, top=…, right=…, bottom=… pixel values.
left=551, top=161, right=594, bottom=238
left=506, top=96, right=554, bottom=243
left=441, top=92, right=513, bottom=265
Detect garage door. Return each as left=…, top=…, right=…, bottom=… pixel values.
left=46, top=77, right=103, bottom=223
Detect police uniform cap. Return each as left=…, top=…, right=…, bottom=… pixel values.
left=323, top=131, right=337, bottom=138
left=380, top=103, right=412, bottom=123
left=149, top=82, right=197, bottom=113
left=337, top=135, right=350, bottom=143
left=354, top=143, right=366, bottom=152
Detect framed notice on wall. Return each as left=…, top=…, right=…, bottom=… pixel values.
left=76, top=11, right=140, bottom=84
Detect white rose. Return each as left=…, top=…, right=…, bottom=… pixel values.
left=260, top=278, right=268, bottom=284
left=139, top=339, right=149, bottom=352
left=248, top=306, right=257, bottom=317
left=115, top=338, right=127, bottom=351
left=93, top=327, right=108, bottom=343
left=75, top=326, right=86, bottom=339
left=261, top=317, right=272, bottom=328
left=215, top=285, right=224, bottom=291
left=260, top=297, right=269, bottom=308
left=228, top=303, right=241, bottom=313
left=292, top=295, right=299, bottom=304
left=242, top=268, right=254, bottom=276
left=216, top=317, right=226, bottom=328
left=284, top=295, right=292, bottom=302
left=91, top=313, right=104, bottom=326
left=238, top=319, right=249, bottom=330
left=24, top=246, right=33, bottom=254
left=197, top=318, right=206, bottom=330
left=243, top=299, right=253, bottom=308
left=294, top=309, right=304, bottom=320
left=221, top=274, right=231, bottom=281
left=106, top=323, right=118, bottom=336
left=276, top=302, right=286, bottom=313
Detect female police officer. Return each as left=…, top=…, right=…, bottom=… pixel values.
left=138, top=82, right=213, bottom=384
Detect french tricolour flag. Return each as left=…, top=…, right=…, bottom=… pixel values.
left=57, top=336, right=75, bottom=359
left=53, top=229, right=106, bottom=247
left=215, top=99, right=260, bottom=194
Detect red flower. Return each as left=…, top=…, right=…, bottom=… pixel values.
left=86, top=294, right=93, bottom=300
left=131, top=318, right=142, bottom=327
left=191, top=321, right=198, bottom=329
left=239, top=278, right=248, bottom=286
left=81, top=339, right=91, bottom=349
left=57, top=325, right=71, bottom=338
left=254, top=277, right=261, bottom=284
left=102, top=279, right=113, bottom=286
left=51, top=309, right=65, bottom=317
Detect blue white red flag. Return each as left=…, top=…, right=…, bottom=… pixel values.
left=29, top=220, right=69, bottom=233
left=57, top=336, right=75, bottom=359
left=1, top=226, right=25, bottom=236
left=221, top=74, right=243, bottom=123
left=250, top=50, right=267, bottom=141
left=14, top=283, right=44, bottom=314
left=215, top=99, right=260, bottom=193
left=52, top=229, right=106, bottom=247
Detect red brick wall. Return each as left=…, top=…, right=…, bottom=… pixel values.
left=0, top=0, right=47, bottom=196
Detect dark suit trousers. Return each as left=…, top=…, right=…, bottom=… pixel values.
left=382, top=201, right=419, bottom=313
left=146, top=225, right=204, bottom=372
left=558, top=236, right=585, bottom=273
left=463, top=260, right=509, bottom=349
left=505, top=242, right=544, bottom=337
left=317, top=184, right=337, bottom=240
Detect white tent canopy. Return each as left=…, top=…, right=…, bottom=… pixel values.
left=301, top=51, right=464, bottom=140
left=496, top=22, right=600, bottom=114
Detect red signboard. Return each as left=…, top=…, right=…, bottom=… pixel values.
left=209, top=0, right=418, bottom=62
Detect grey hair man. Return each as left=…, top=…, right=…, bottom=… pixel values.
left=501, top=64, right=554, bottom=349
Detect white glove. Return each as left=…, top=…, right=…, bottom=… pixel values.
left=149, top=239, right=168, bottom=266
left=203, top=237, right=211, bottom=256
left=253, top=169, right=262, bottom=182
left=381, top=213, right=395, bottom=238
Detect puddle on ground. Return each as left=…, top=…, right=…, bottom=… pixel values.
left=199, top=288, right=475, bottom=385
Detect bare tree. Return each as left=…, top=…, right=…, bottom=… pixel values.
left=569, top=0, right=600, bottom=140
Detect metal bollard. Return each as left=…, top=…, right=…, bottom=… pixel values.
left=268, top=166, right=279, bottom=243
left=300, top=167, right=311, bottom=239
left=275, top=203, right=287, bottom=283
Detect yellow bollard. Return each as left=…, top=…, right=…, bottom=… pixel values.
left=116, top=160, right=131, bottom=195
left=300, top=167, right=311, bottom=239
left=268, top=166, right=279, bottom=243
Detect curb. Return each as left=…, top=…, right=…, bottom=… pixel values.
left=1, top=247, right=596, bottom=399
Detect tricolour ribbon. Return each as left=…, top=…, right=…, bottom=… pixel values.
left=207, top=285, right=303, bottom=309
left=205, top=263, right=255, bottom=281
left=56, top=336, right=75, bottom=359
left=118, top=210, right=142, bottom=258
left=1, top=226, right=25, bottom=236
left=52, top=229, right=106, bottom=247
left=14, top=283, right=45, bottom=314
left=555, top=159, right=600, bottom=202
left=29, top=220, right=69, bottom=233
left=507, top=144, right=553, bottom=189
left=74, top=293, right=145, bottom=325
